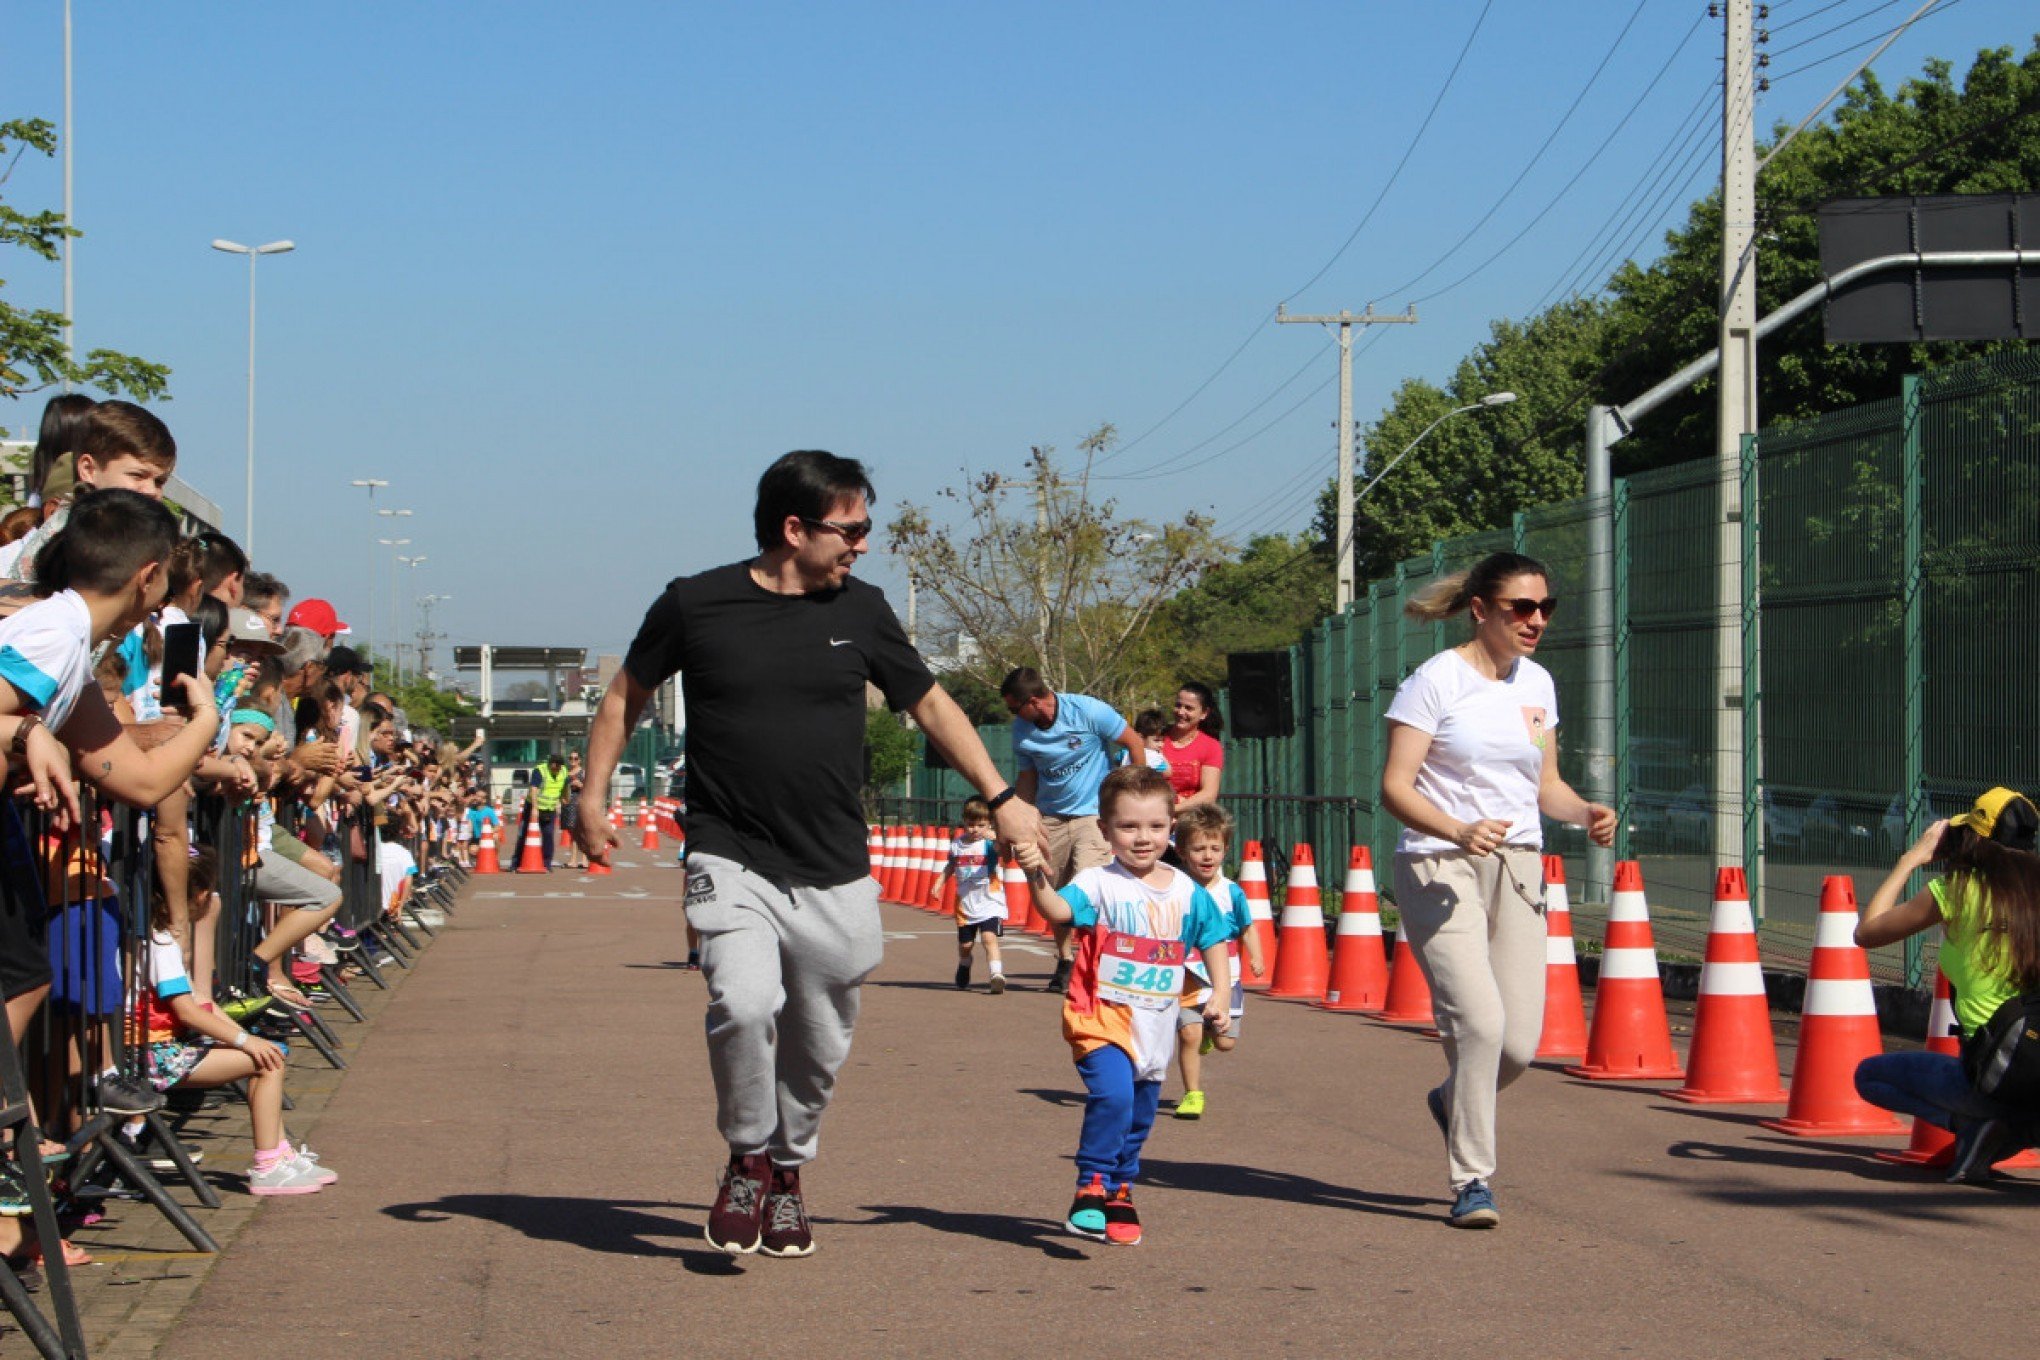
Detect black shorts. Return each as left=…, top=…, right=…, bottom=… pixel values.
left=957, top=918, right=1004, bottom=942
left=0, top=804, right=53, bottom=1001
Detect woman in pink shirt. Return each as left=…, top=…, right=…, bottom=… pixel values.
left=1160, top=682, right=1224, bottom=809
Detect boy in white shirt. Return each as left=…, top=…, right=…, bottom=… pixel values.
left=931, top=797, right=1007, bottom=994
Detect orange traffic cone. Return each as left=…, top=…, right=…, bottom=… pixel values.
left=1378, top=928, right=1436, bottom=1026
left=868, top=827, right=884, bottom=883
left=911, top=827, right=938, bottom=909
left=1535, top=855, right=1588, bottom=1061
left=472, top=817, right=502, bottom=875
left=1268, top=845, right=1328, bottom=999
left=881, top=826, right=909, bottom=903
left=1321, top=847, right=1388, bottom=1013
left=1237, top=843, right=1278, bottom=992
left=1876, top=970, right=2040, bottom=1168
left=1761, top=876, right=1908, bottom=1136
left=936, top=844, right=960, bottom=915
left=609, top=799, right=623, bottom=831
left=514, top=812, right=546, bottom=874
left=1001, top=859, right=1036, bottom=937
left=640, top=801, right=658, bottom=851
left=1669, top=866, right=1787, bottom=1103
left=1567, top=860, right=1684, bottom=1081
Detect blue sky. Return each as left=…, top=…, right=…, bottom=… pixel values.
left=3, top=1, right=2029, bottom=668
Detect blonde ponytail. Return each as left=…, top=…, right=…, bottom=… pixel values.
left=1403, top=570, right=1472, bottom=622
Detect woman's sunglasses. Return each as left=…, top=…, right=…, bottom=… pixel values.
left=1491, top=596, right=1559, bottom=621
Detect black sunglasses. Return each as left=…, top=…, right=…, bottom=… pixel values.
left=801, top=517, right=873, bottom=543
left=1490, top=595, right=1559, bottom=621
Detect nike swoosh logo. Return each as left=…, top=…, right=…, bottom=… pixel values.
left=830, top=638, right=854, bottom=647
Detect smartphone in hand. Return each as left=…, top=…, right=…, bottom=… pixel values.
left=160, top=623, right=202, bottom=704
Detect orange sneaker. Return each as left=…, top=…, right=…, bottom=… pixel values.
left=1103, top=1184, right=1142, bottom=1246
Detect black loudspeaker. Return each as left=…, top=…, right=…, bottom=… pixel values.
left=1227, top=651, right=1294, bottom=740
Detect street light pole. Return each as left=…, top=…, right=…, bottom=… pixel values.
left=394, top=554, right=426, bottom=684
left=378, top=538, right=411, bottom=682
left=376, top=509, right=412, bottom=668
left=211, top=238, right=295, bottom=554
left=1352, top=391, right=1518, bottom=506
left=350, top=479, right=388, bottom=659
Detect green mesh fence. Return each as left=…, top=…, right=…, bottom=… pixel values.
left=884, top=353, right=2039, bottom=982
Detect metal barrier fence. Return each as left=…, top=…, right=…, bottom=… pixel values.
left=895, top=350, right=2040, bottom=986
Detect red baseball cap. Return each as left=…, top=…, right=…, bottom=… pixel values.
left=287, top=598, right=350, bottom=640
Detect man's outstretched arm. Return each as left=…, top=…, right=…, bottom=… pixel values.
left=907, top=684, right=1043, bottom=855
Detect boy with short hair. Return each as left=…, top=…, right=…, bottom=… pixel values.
left=0, top=400, right=177, bottom=586
left=1169, top=802, right=1263, bottom=1119
left=1016, top=765, right=1232, bottom=1246
left=931, top=797, right=1006, bottom=994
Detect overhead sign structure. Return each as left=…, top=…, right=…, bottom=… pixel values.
left=1820, top=194, right=2036, bottom=343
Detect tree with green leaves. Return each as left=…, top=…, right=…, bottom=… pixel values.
left=1132, top=532, right=1333, bottom=695
left=891, top=426, right=1228, bottom=712
left=1, top=118, right=170, bottom=401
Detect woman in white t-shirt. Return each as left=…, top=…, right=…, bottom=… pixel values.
left=1381, top=551, right=1615, bottom=1230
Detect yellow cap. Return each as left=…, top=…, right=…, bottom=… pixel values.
left=1949, top=787, right=2033, bottom=840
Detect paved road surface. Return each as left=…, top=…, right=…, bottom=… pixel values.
left=157, top=854, right=2029, bottom=1359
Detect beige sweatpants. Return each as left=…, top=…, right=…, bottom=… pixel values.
left=1392, top=847, right=1546, bottom=1191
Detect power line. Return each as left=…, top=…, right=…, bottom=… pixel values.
left=1368, top=0, right=1657, bottom=304
left=1770, top=0, right=1855, bottom=32
left=1405, top=13, right=1715, bottom=307
left=1096, top=0, right=1495, bottom=467
left=1772, top=0, right=1963, bottom=80
left=1098, top=340, right=1331, bottom=480
left=1768, top=0, right=1909, bottom=58
left=1103, top=362, right=1344, bottom=484
left=1280, top=0, right=1497, bottom=304
left=1530, top=78, right=1720, bottom=313
left=1547, top=87, right=1719, bottom=306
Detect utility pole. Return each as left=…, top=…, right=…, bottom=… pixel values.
left=416, top=594, right=450, bottom=682
left=1714, top=0, right=1760, bottom=871
left=1276, top=305, right=1419, bottom=610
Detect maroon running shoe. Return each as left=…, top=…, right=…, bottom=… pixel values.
left=705, top=1152, right=771, bottom=1254
left=759, top=1165, right=816, bottom=1258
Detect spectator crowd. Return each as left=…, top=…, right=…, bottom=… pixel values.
left=0, top=394, right=482, bottom=1286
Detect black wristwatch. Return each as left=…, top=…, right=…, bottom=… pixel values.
left=986, top=786, right=1019, bottom=814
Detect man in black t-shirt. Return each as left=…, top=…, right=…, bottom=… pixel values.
left=579, top=449, right=1040, bottom=1260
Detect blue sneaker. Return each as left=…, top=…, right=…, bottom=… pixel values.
left=1066, top=1174, right=1108, bottom=1240
left=1448, top=1179, right=1499, bottom=1228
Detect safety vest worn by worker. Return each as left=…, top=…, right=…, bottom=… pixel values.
left=532, top=762, right=572, bottom=812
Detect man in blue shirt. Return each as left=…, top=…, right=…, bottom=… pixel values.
left=1003, top=666, right=1143, bottom=993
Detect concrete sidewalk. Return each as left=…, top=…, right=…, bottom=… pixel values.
left=146, top=853, right=2027, bottom=1359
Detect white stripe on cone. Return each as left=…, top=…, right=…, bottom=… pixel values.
left=1546, top=934, right=1577, bottom=965
left=1335, top=913, right=1382, bottom=936
left=1813, top=911, right=1859, bottom=950
left=1803, top=976, right=1879, bottom=1016
left=1598, top=947, right=1662, bottom=980
left=1278, top=905, right=1323, bottom=927
left=1609, top=889, right=1650, bottom=923
left=1697, top=960, right=1767, bottom=995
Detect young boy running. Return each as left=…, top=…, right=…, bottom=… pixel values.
left=931, top=797, right=1006, bottom=993
left=1016, top=765, right=1232, bottom=1246
left=1170, top=802, right=1264, bottom=1119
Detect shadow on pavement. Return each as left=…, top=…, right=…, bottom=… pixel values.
left=1139, top=1159, right=1439, bottom=1223
left=857, top=1203, right=1090, bottom=1260
left=382, top=1194, right=742, bottom=1274
left=1016, top=1087, right=1087, bottom=1109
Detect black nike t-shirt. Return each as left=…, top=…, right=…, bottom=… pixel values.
left=623, top=561, right=935, bottom=887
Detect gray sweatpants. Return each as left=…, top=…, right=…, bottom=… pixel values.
left=683, top=853, right=885, bottom=1167
left=1392, top=847, right=1546, bottom=1191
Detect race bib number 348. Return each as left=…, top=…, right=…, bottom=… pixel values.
left=1093, top=931, right=1187, bottom=1011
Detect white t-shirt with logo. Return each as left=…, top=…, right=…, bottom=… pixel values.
left=1384, top=647, right=1558, bottom=857
left=0, top=589, right=97, bottom=734
left=949, top=835, right=1005, bottom=924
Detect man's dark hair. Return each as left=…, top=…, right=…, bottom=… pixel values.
left=31, top=393, right=95, bottom=497
left=243, top=570, right=289, bottom=609
left=325, top=645, right=366, bottom=677
left=192, top=531, right=249, bottom=592
left=753, top=450, right=876, bottom=552
left=33, top=488, right=179, bottom=595
left=1000, top=667, right=1052, bottom=704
